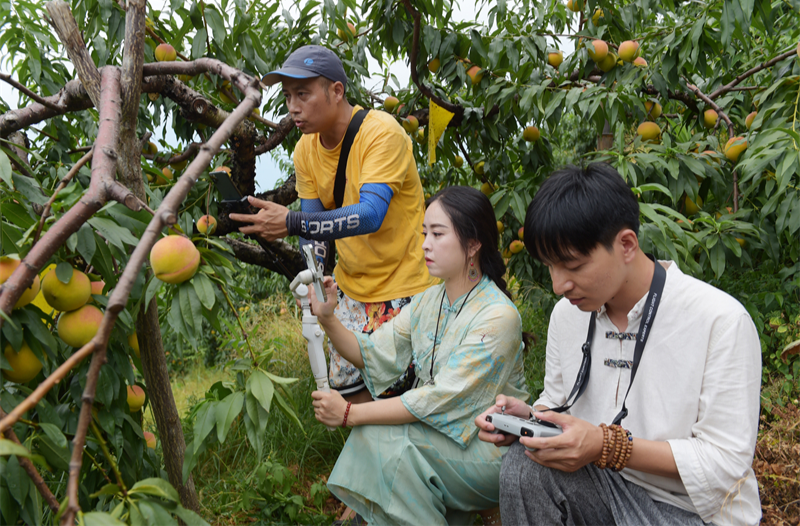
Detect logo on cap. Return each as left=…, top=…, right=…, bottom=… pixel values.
left=304, top=58, right=314, bottom=65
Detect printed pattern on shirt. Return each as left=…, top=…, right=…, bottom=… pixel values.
left=605, top=331, right=638, bottom=340
left=603, top=358, right=634, bottom=369
left=328, top=288, right=413, bottom=395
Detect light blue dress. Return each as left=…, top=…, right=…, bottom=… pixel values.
left=327, top=277, right=529, bottom=525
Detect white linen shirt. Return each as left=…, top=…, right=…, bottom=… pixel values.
left=534, top=261, right=762, bottom=526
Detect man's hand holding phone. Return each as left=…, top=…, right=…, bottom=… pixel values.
left=229, top=196, right=289, bottom=241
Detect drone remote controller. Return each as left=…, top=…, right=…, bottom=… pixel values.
left=486, top=413, right=562, bottom=451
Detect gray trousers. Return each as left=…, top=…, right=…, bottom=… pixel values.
left=499, top=442, right=712, bottom=526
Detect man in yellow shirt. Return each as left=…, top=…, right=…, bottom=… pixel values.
left=232, top=45, right=434, bottom=403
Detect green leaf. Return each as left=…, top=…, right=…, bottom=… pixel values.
left=173, top=505, right=211, bottom=526
left=247, top=370, right=274, bottom=413
left=89, top=484, right=122, bottom=498
left=204, top=6, right=227, bottom=45
left=191, top=273, right=215, bottom=310
left=37, top=423, right=67, bottom=450
left=136, top=499, right=179, bottom=526
left=144, top=276, right=163, bottom=309
left=0, top=438, right=32, bottom=458
left=4, top=455, right=29, bottom=505
left=264, top=371, right=299, bottom=385
left=129, top=478, right=180, bottom=502
left=191, top=28, right=207, bottom=59
left=11, top=173, right=47, bottom=205
left=192, top=401, right=217, bottom=447
left=0, top=152, right=12, bottom=186
left=273, top=389, right=303, bottom=430
left=83, top=512, right=127, bottom=526
left=87, top=217, right=140, bottom=250
left=76, top=224, right=96, bottom=266
left=214, top=391, right=244, bottom=443
left=55, top=261, right=73, bottom=284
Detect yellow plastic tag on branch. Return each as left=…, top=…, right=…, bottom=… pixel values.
left=428, top=99, right=455, bottom=165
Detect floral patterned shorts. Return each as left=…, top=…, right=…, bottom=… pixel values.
left=328, top=288, right=416, bottom=398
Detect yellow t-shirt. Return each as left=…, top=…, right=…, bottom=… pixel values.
left=294, top=106, right=435, bottom=303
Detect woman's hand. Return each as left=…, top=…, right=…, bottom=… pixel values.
left=475, top=395, right=531, bottom=447
left=311, top=388, right=349, bottom=427
left=308, top=276, right=338, bottom=322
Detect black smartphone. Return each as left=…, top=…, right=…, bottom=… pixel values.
left=211, top=171, right=250, bottom=215
left=210, top=171, right=293, bottom=276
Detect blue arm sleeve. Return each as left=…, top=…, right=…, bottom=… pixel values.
left=297, top=198, right=330, bottom=270
left=286, top=183, right=393, bottom=242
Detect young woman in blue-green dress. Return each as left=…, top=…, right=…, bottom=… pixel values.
left=309, top=186, right=529, bottom=525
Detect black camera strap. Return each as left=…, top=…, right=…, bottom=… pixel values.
left=333, top=108, right=369, bottom=209
left=548, top=254, right=666, bottom=426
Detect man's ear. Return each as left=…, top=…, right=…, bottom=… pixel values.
left=332, top=81, right=345, bottom=103
left=616, top=228, right=639, bottom=264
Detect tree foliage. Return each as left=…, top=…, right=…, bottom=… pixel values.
left=1, top=0, right=800, bottom=522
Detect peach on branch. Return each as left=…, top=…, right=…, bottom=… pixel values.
left=598, top=53, right=618, bottom=72
left=454, top=156, right=464, bottom=168
left=144, top=431, right=157, bottom=449
left=154, top=43, right=177, bottom=62
left=684, top=195, right=703, bottom=215
left=591, top=8, right=604, bottom=25
left=618, top=41, right=640, bottom=62
left=128, top=333, right=140, bottom=359
left=510, top=240, right=525, bottom=254
left=644, top=101, right=662, bottom=120
left=0, top=256, right=41, bottom=309
left=637, top=122, right=661, bottom=143
left=127, top=385, right=146, bottom=413
left=198, top=215, right=217, bottom=235
left=745, top=111, right=757, bottom=130
left=402, top=116, right=419, bottom=134
left=703, top=109, right=718, bottom=129
left=466, top=65, right=484, bottom=85
left=2, top=342, right=43, bottom=384
left=497, top=221, right=505, bottom=234
left=518, top=227, right=524, bottom=240
left=475, top=162, right=486, bottom=176
left=547, top=51, right=563, bottom=68
left=566, top=0, right=582, bottom=12
left=633, top=57, right=648, bottom=68
left=523, top=126, right=540, bottom=142
left=480, top=181, right=493, bottom=195
left=42, top=267, right=91, bottom=312
left=57, top=304, right=103, bottom=348
left=724, top=137, right=747, bottom=162
left=587, top=40, right=608, bottom=63
left=338, top=22, right=357, bottom=40
left=428, top=58, right=440, bottom=73
left=149, top=235, right=201, bottom=284
left=383, top=96, right=399, bottom=113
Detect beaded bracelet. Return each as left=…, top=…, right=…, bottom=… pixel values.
left=342, top=401, right=352, bottom=427
left=594, top=423, right=634, bottom=471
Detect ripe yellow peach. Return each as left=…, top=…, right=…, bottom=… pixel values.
left=144, top=431, right=157, bottom=449
left=197, top=215, right=217, bottom=235
left=0, top=256, right=41, bottom=309
left=637, top=122, right=661, bottom=143
left=127, top=385, right=146, bottom=412
left=2, top=342, right=43, bottom=384
left=42, top=267, right=91, bottom=312
left=587, top=40, right=608, bottom=63
left=724, top=137, right=747, bottom=162
left=618, top=41, right=640, bottom=62
left=154, top=43, right=177, bottom=62
left=510, top=240, right=525, bottom=254
left=128, top=333, right=140, bottom=359
left=57, top=304, right=103, bottom=348
left=149, top=236, right=200, bottom=284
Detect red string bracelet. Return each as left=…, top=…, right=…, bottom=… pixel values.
left=342, top=401, right=352, bottom=427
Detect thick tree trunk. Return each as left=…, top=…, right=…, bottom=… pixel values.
left=597, top=119, right=613, bottom=150
left=115, top=0, right=201, bottom=513
left=137, top=299, right=200, bottom=512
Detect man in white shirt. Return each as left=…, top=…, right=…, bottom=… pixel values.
left=476, top=163, right=762, bottom=526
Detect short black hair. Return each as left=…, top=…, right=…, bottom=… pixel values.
left=523, top=163, right=640, bottom=263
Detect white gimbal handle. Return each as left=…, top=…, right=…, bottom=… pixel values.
left=290, top=251, right=335, bottom=432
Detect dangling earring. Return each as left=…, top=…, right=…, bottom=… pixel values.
left=468, top=257, right=479, bottom=282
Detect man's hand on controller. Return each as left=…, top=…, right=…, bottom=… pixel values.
left=520, top=411, right=605, bottom=472
left=476, top=395, right=531, bottom=447
left=229, top=196, right=289, bottom=241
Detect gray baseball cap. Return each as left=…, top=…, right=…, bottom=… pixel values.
left=261, top=45, right=348, bottom=87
